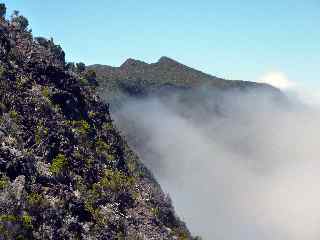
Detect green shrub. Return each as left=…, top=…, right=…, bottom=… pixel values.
left=0, top=177, right=8, bottom=189
left=0, top=65, right=5, bottom=78
left=98, top=169, right=135, bottom=192
left=50, top=154, right=67, bottom=174
left=16, top=76, right=28, bottom=88
left=107, top=154, right=116, bottom=162
left=0, top=213, right=34, bottom=240
left=151, top=206, right=160, bottom=218
left=27, top=193, right=42, bottom=206
left=115, top=233, right=125, bottom=240
left=84, top=202, right=107, bottom=226
left=88, top=111, right=96, bottom=118
left=78, top=76, right=89, bottom=86
left=172, top=228, right=190, bottom=240
left=21, top=214, right=32, bottom=227
left=102, top=122, right=113, bottom=131
left=65, top=120, right=90, bottom=135
left=95, top=139, right=110, bottom=153
left=35, top=123, right=49, bottom=145
left=127, top=160, right=136, bottom=173
left=0, top=213, right=32, bottom=229
left=83, top=189, right=109, bottom=226
left=9, top=110, right=18, bottom=120
left=77, top=120, right=90, bottom=134
left=41, top=86, right=50, bottom=98
left=0, top=215, right=17, bottom=222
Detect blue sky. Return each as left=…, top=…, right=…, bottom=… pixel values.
left=2, top=0, right=320, bottom=87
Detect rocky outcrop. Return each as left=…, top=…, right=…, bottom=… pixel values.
left=0, top=6, right=192, bottom=239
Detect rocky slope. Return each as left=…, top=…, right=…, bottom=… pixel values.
left=0, top=5, right=194, bottom=240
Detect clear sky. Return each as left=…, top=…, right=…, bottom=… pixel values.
left=2, top=0, right=320, bottom=87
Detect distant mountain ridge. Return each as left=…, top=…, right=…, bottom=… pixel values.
left=89, top=57, right=287, bottom=153
left=88, top=57, right=278, bottom=94
left=89, top=57, right=281, bottom=102
left=89, top=57, right=286, bottom=152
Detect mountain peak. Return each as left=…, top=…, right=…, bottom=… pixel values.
left=120, top=58, right=148, bottom=69
left=157, top=56, right=181, bottom=65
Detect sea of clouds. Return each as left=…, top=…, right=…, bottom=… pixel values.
left=109, top=76, right=320, bottom=239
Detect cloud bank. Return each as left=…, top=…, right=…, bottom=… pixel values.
left=258, top=72, right=294, bottom=89
left=111, top=85, right=320, bottom=240
left=258, top=71, right=320, bottom=106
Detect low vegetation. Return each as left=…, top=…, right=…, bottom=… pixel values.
left=0, top=3, right=193, bottom=239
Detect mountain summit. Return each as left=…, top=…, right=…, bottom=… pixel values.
left=89, top=56, right=282, bottom=103
left=120, top=58, right=149, bottom=69
left=157, top=56, right=181, bottom=65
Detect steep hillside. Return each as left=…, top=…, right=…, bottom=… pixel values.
left=0, top=5, right=193, bottom=240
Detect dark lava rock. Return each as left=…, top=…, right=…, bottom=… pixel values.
left=0, top=5, right=193, bottom=240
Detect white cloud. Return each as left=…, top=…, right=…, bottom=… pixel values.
left=257, top=71, right=320, bottom=106
left=258, top=72, right=294, bottom=89
left=114, top=91, right=320, bottom=239
left=292, top=86, right=320, bottom=106
left=257, top=72, right=320, bottom=105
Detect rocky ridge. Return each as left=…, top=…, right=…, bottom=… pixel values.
left=0, top=5, right=194, bottom=240
left=89, top=56, right=281, bottom=102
